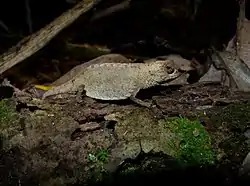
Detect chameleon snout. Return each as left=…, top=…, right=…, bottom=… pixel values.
left=176, top=62, right=196, bottom=72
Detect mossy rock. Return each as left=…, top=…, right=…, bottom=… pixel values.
left=0, top=99, right=20, bottom=138
left=160, top=117, right=216, bottom=167
left=106, top=108, right=216, bottom=169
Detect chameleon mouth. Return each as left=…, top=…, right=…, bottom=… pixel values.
left=178, top=69, right=187, bottom=73
left=178, top=66, right=196, bottom=73
left=177, top=70, right=190, bottom=79
left=176, top=61, right=196, bottom=72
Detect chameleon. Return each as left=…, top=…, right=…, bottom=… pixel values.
left=51, top=53, right=193, bottom=87
left=42, top=59, right=194, bottom=107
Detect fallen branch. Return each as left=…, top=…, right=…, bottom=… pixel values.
left=0, top=0, right=96, bottom=75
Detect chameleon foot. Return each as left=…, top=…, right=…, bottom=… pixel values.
left=130, top=94, right=164, bottom=119
left=129, top=96, right=153, bottom=108
left=76, top=85, right=85, bottom=103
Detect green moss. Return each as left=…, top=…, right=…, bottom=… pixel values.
left=0, top=99, right=17, bottom=125
left=0, top=99, right=20, bottom=145
left=96, top=148, right=109, bottom=163
left=88, top=148, right=109, bottom=164
left=88, top=148, right=109, bottom=178
left=88, top=148, right=110, bottom=183
left=162, top=117, right=215, bottom=167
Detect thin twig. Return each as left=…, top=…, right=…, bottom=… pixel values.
left=25, top=0, right=33, bottom=33
left=91, top=0, right=131, bottom=21
left=0, top=20, right=9, bottom=33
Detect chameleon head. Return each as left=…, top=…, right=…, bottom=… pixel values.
left=150, top=60, right=182, bottom=83
left=146, top=59, right=194, bottom=84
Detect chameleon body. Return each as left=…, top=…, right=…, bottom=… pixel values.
left=51, top=54, right=131, bottom=86
left=42, top=60, right=186, bottom=101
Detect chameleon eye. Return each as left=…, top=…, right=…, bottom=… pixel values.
left=166, top=66, right=175, bottom=74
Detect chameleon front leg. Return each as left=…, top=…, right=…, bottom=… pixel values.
left=76, top=84, right=85, bottom=103
left=129, top=89, right=165, bottom=119
left=129, top=90, right=153, bottom=108
left=130, top=90, right=167, bottom=120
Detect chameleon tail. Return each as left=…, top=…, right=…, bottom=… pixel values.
left=42, top=81, right=76, bottom=99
